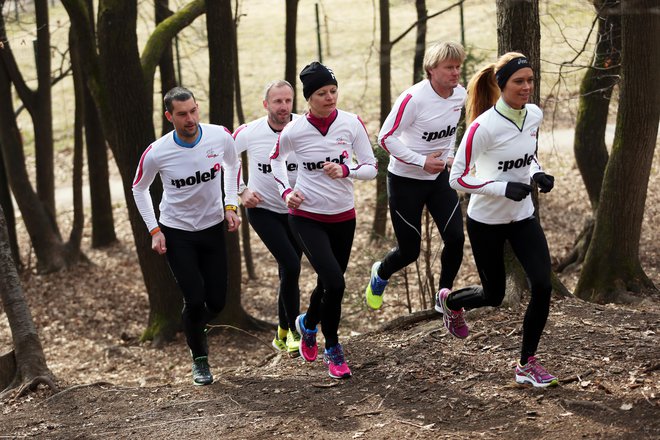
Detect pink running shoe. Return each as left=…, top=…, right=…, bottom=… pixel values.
left=434, top=288, right=469, bottom=339
left=323, top=344, right=352, bottom=379
left=295, top=314, right=318, bottom=362
left=515, top=356, right=558, bottom=387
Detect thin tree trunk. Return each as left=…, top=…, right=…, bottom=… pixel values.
left=285, top=0, right=299, bottom=111
left=156, top=0, right=177, bottom=137
left=372, top=0, right=391, bottom=240
left=575, top=0, right=659, bottom=302
left=34, top=0, right=57, bottom=231
left=232, top=2, right=255, bottom=279
left=413, top=0, right=427, bottom=84
left=574, top=0, right=620, bottom=210
left=67, top=26, right=85, bottom=258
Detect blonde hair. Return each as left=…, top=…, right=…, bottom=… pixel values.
left=423, top=41, right=466, bottom=78
left=465, top=52, right=526, bottom=124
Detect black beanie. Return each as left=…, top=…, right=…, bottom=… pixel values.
left=300, top=62, right=338, bottom=100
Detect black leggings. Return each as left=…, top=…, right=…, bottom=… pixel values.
left=289, top=215, right=355, bottom=349
left=247, top=207, right=302, bottom=331
left=447, top=216, right=552, bottom=363
left=379, top=170, right=464, bottom=289
left=160, top=222, right=228, bottom=359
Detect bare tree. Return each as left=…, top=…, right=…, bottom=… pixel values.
left=0, top=0, right=87, bottom=272
left=557, top=0, right=621, bottom=272
left=575, top=0, right=659, bottom=302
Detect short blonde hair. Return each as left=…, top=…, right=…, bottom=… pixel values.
left=423, top=41, right=466, bottom=78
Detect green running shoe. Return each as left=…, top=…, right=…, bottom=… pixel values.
left=365, top=261, right=388, bottom=310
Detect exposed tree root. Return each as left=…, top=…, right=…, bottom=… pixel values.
left=556, top=217, right=594, bottom=273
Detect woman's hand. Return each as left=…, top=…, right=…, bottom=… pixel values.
left=286, top=190, right=305, bottom=209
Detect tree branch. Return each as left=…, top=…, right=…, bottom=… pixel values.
left=391, top=0, right=464, bottom=46
left=140, top=0, right=206, bottom=85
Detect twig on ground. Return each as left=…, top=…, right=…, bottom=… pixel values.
left=559, top=369, right=594, bottom=384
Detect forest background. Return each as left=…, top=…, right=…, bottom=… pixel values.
left=0, top=0, right=658, bottom=439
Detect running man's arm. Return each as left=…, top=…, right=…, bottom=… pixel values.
left=377, top=94, right=425, bottom=168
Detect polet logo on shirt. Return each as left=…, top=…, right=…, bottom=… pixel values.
left=530, top=128, right=538, bottom=138
left=422, top=125, right=456, bottom=142
left=206, top=149, right=219, bottom=158
left=302, top=153, right=347, bottom=171
left=171, top=163, right=221, bottom=188
left=498, top=154, right=534, bottom=172
left=258, top=161, right=298, bottom=174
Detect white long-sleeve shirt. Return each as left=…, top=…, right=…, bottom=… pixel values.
left=449, top=103, right=544, bottom=224
left=233, top=115, right=299, bottom=214
left=270, top=109, right=377, bottom=218
left=132, top=123, right=239, bottom=232
left=378, top=80, right=466, bottom=180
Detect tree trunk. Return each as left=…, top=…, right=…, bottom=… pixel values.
left=33, top=0, right=57, bottom=231
left=232, top=3, right=255, bottom=280
left=0, top=205, right=56, bottom=398
left=156, top=0, right=177, bottom=137
left=412, top=0, right=427, bottom=84
left=207, top=0, right=268, bottom=330
left=0, top=50, right=68, bottom=273
left=557, top=0, right=620, bottom=272
left=81, top=0, right=116, bottom=249
left=372, top=0, right=391, bottom=240
left=0, top=151, right=19, bottom=266
left=574, top=0, right=620, bottom=210
left=575, top=0, right=659, bottom=302
left=285, top=0, right=299, bottom=111
left=96, top=1, right=186, bottom=345
left=66, top=26, right=86, bottom=260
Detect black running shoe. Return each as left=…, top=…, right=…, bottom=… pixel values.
left=192, top=356, right=213, bottom=386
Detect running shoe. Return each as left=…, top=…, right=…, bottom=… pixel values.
left=286, top=329, right=301, bottom=356
left=272, top=335, right=287, bottom=352
left=365, top=262, right=388, bottom=310
left=192, top=356, right=213, bottom=386
left=323, top=344, right=352, bottom=379
left=434, top=288, right=469, bottom=339
left=295, top=313, right=318, bottom=362
left=515, top=356, right=558, bottom=387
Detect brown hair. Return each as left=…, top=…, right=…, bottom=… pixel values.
left=465, top=52, right=526, bottom=124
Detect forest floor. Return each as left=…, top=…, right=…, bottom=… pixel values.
left=0, top=143, right=659, bottom=439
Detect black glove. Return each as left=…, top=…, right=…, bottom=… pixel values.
left=505, top=182, right=533, bottom=201
left=533, top=172, right=555, bottom=193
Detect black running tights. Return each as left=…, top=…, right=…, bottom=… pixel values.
left=247, top=207, right=302, bottom=331
left=160, top=222, right=228, bottom=359
left=379, top=170, right=464, bottom=289
left=447, top=216, right=552, bottom=364
left=289, top=215, right=355, bottom=349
